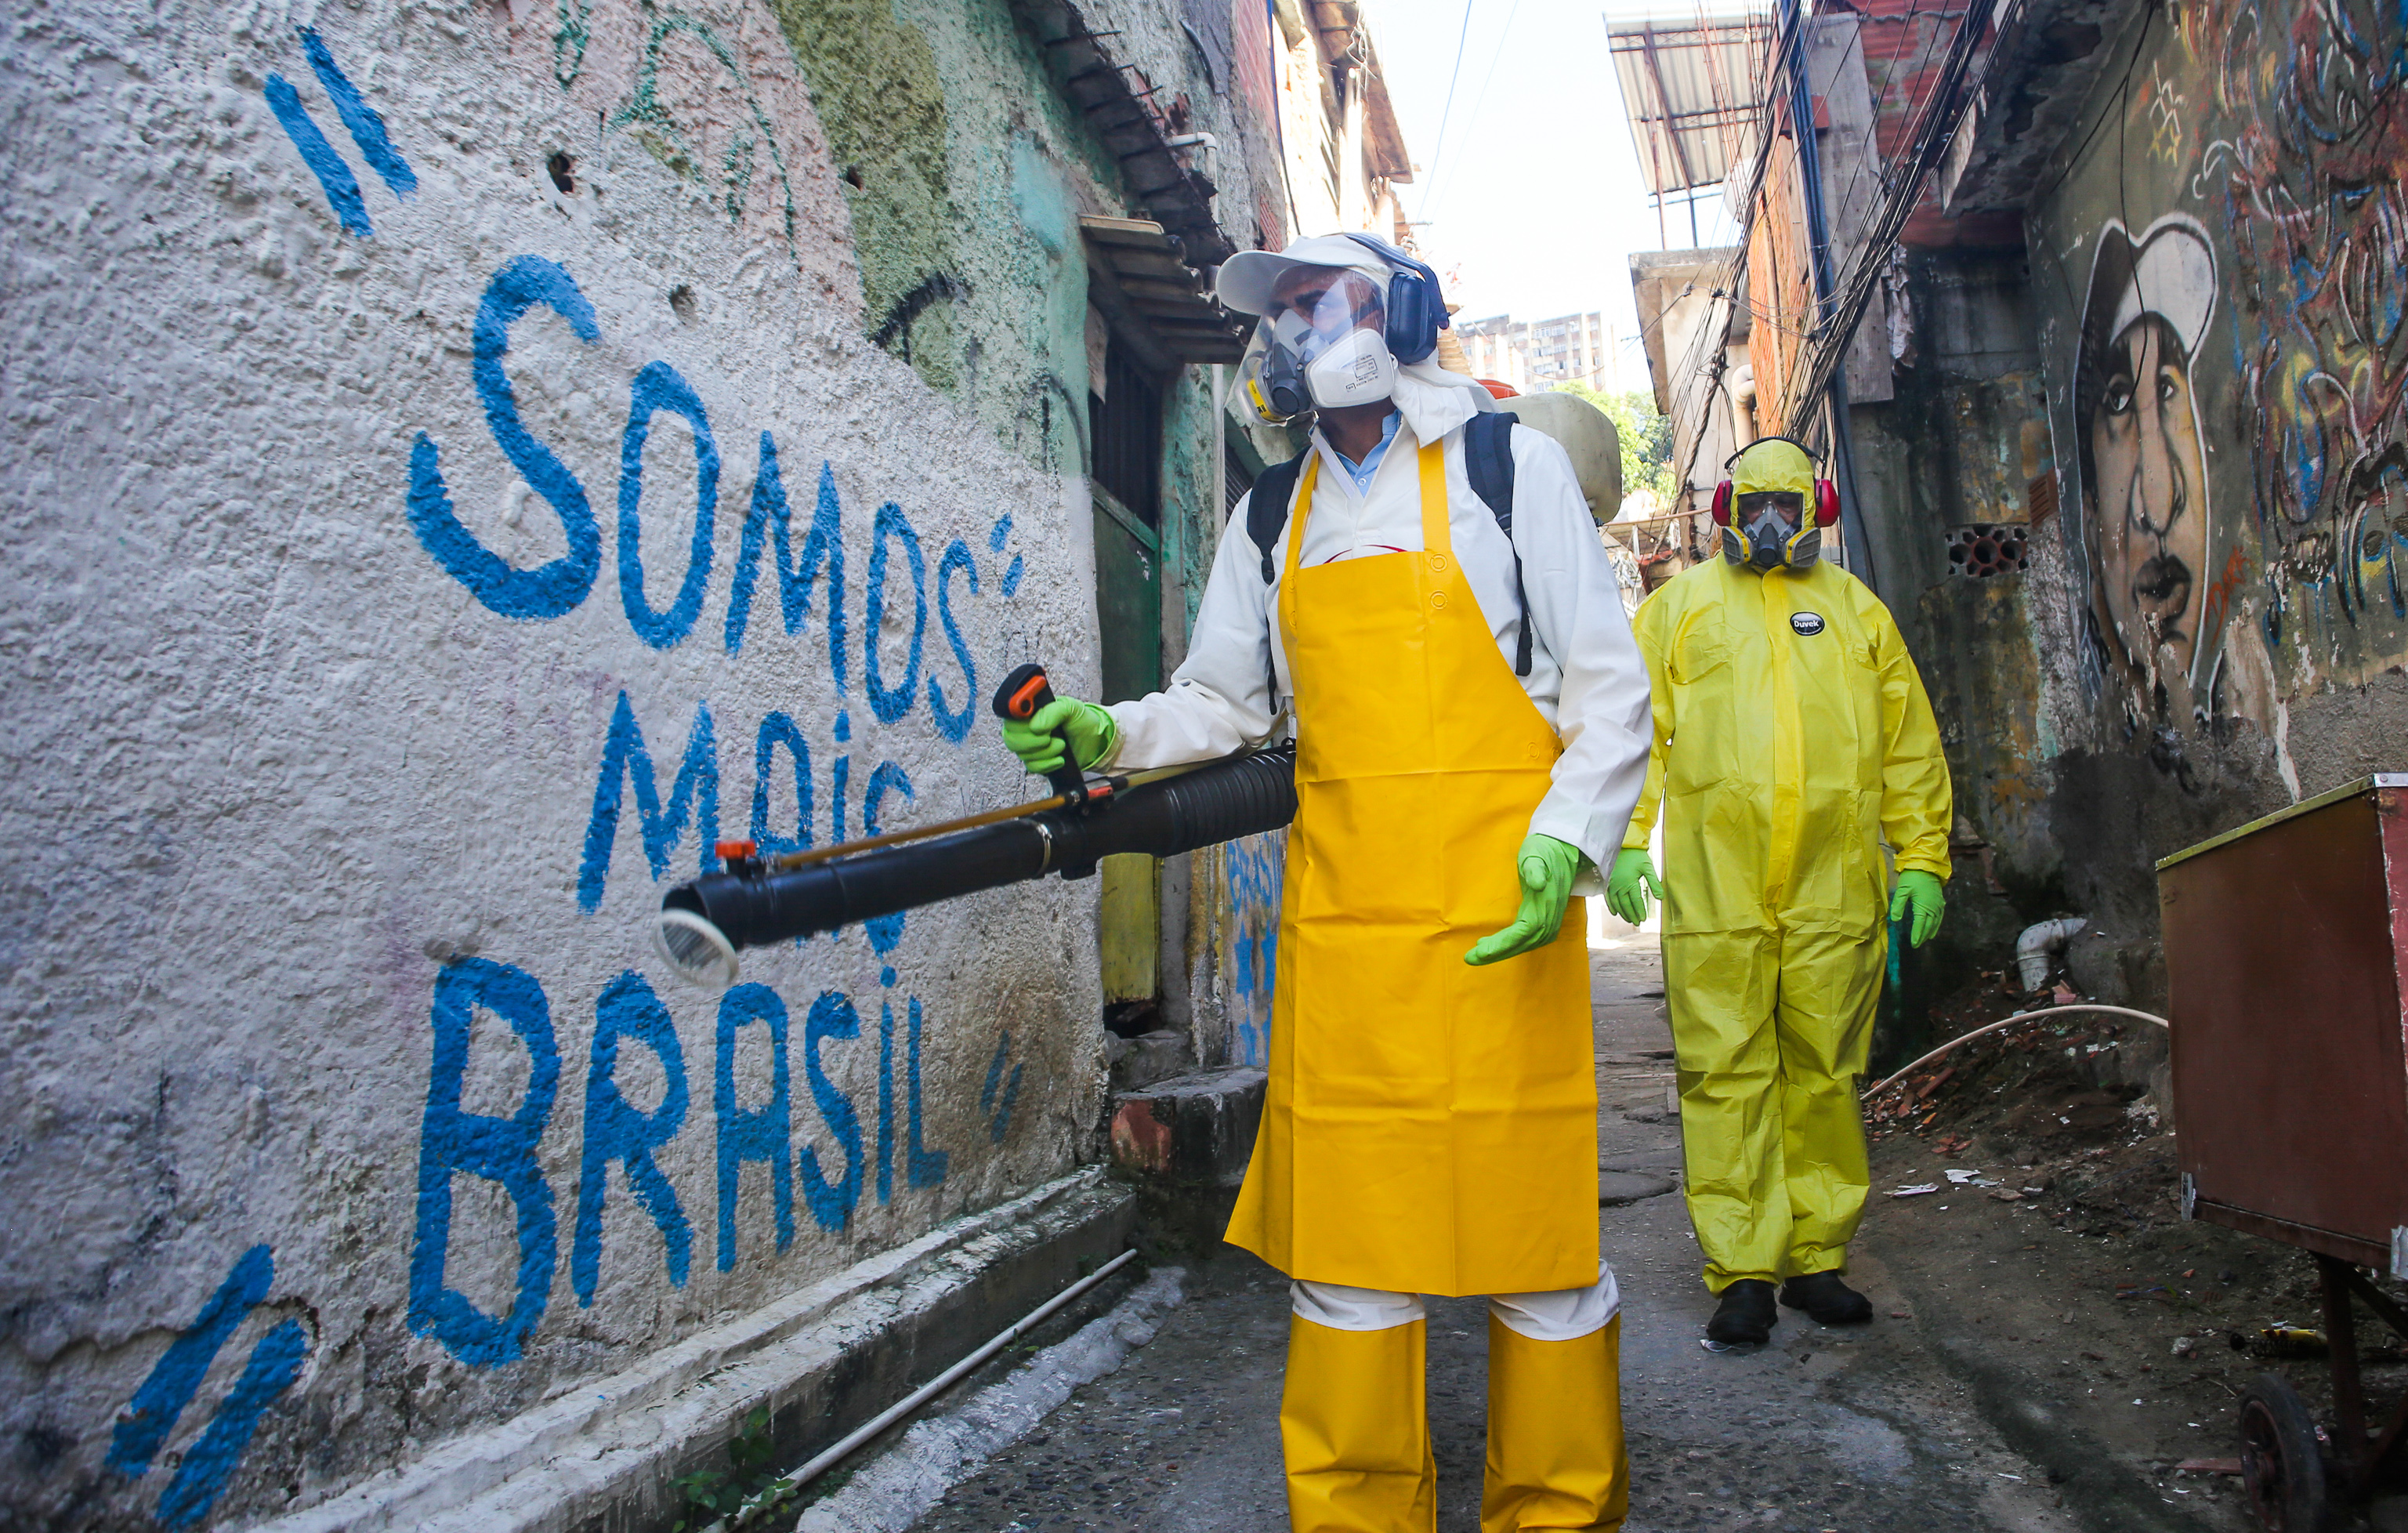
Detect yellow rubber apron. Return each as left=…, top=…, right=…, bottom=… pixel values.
left=1225, top=440, right=1598, bottom=1297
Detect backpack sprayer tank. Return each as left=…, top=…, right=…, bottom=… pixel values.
left=651, top=665, right=1297, bottom=988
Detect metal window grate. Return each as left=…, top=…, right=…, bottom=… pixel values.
left=1089, top=339, right=1163, bottom=526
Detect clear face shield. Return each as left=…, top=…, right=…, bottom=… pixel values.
left=1233, top=267, right=1396, bottom=425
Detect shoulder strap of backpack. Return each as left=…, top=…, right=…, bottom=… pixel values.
left=1246, top=450, right=1312, bottom=586
left=1463, top=412, right=1533, bottom=677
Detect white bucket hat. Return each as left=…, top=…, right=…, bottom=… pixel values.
left=1216, top=233, right=1398, bottom=316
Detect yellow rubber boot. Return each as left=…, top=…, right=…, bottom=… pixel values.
left=1281, top=1313, right=1437, bottom=1533
left=1480, top=1314, right=1628, bottom=1531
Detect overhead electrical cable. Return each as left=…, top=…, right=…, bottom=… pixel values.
left=1418, top=0, right=1481, bottom=220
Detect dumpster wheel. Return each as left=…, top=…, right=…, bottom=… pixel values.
left=2240, top=1371, right=2330, bottom=1532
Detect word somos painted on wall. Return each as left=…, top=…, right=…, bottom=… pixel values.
left=406, top=256, right=986, bottom=719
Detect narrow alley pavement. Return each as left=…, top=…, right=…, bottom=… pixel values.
left=891, top=928, right=2160, bottom=1533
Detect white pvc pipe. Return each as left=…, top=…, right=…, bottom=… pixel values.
left=2015, top=915, right=2089, bottom=991
left=1862, top=1002, right=2172, bottom=1101
left=784, top=1248, right=1139, bottom=1494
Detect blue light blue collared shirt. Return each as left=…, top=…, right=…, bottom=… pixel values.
left=1331, top=409, right=1402, bottom=495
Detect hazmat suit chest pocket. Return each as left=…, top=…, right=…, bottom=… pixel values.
left=1661, top=619, right=1754, bottom=797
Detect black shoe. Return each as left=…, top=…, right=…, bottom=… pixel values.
left=1780, top=1271, right=1874, bottom=1325
left=1706, top=1280, right=1777, bottom=1344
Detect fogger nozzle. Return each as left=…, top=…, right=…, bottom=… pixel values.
left=653, top=745, right=1297, bottom=988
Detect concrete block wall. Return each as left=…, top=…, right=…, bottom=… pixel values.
left=0, top=0, right=1273, bottom=1525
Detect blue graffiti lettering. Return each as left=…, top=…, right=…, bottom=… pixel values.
left=875, top=980, right=895, bottom=1205
left=799, top=991, right=864, bottom=1230
left=573, top=973, right=691, bottom=1306
left=409, top=959, right=560, bottom=1369
left=153, top=1320, right=310, bottom=1528
left=861, top=761, right=914, bottom=954
left=578, top=693, right=719, bottom=912
left=617, top=361, right=719, bottom=648
left=864, top=502, right=926, bottom=723
left=153, top=1318, right=310, bottom=1527
left=107, top=1245, right=273, bottom=1476
left=297, top=28, right=415, bottom=198
left=264, top=74, right=371, bottom=235
left=714, top=984, right=794, bottom=1269
left=749, top=711, right=814, bottom=859
left=987, top=513, right=1012, bottom=552
left=1001, top=554, right=1026, bottom=597
left=725, top=445, right=848, bottom=689
left=930, top=540, right=979, bottom=742
left=904, top=997, right=948, bottom=1188
left=407, top=259, right=603, bottom=618
left=979, top=1034, right=1023, bottom=1144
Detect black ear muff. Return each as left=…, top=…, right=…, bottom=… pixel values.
left=1711, top=480, right=1735, bottom=524
left=1342, top=233, right=1447, bottom=365
left=1814, top=479, right=1841, bottom=527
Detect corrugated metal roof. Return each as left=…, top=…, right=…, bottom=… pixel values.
left=1606, top=4, right=1776, bottom=197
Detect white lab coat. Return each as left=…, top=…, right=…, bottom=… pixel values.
left=1104, top=375, right=1653, bottom=872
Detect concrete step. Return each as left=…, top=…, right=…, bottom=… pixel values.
left=1108, top=1067, right=1266, bottom=1188
left=251, top=1169, right=1132, bottom=1533
left=1109, top=1068, right=1269, bottom=1256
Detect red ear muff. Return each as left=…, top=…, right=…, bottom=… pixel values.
left=1814, top=479, right=1840, bottom=527
left=1711, top=480, right=1735, bottom=524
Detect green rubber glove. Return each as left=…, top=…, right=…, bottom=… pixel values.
left=1000, top=696, right=1117, bottom=777
left=1465, top=834, right=1588, bottom=966
left=1605, top=847, right=1664, bottom=926
left=1889, top=869, right=1946, bottom=948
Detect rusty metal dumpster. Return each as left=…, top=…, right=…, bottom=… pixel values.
left=2159, top=772, right=2408, bottom=1531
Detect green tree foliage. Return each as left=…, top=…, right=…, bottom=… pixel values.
left=1548, top=382, right=1678, bottom=513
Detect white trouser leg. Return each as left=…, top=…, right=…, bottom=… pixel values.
left=1291, top=1280, right=1426, bottom=1332
left=1488, top=1261, right=1620, bottom=1342
left=1291, top=1265, right=1618, bottom=1341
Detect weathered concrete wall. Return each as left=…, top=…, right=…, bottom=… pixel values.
left=1848, top=247, right=2069, bottom=982
left=0, top=0, right=1268, bottom=1525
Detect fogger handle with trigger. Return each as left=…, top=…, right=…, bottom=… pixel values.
left=992, top=662, right=1089, bottom=802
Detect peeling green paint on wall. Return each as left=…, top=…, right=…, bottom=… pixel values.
left=766, top=0, right=955, bottom=335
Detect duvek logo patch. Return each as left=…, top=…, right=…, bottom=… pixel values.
left=1791, top=612, right=1827, bottom=636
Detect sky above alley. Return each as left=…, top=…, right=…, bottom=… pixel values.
left=1369, top=0, right=1745, bottom=390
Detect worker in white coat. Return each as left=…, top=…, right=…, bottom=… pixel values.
left=1002, top=233, right=1653, bottom=1531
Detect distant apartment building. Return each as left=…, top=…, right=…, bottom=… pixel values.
left=1456, top=310, right=1622, bottom=393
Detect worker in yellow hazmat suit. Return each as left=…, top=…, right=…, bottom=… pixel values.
left=1606, top=437, right=1951, bottom=1346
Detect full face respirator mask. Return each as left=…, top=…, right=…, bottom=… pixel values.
left=1237, top=267, right=1401, bottom=426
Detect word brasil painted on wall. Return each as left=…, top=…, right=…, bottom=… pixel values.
left=411, top=957, right=1016, bottom=1368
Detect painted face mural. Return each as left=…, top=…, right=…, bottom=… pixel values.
left=2073, top=217, right=2218, bottom=715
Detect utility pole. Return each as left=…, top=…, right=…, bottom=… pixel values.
left=1780, top=0, right=1874, bottom=585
